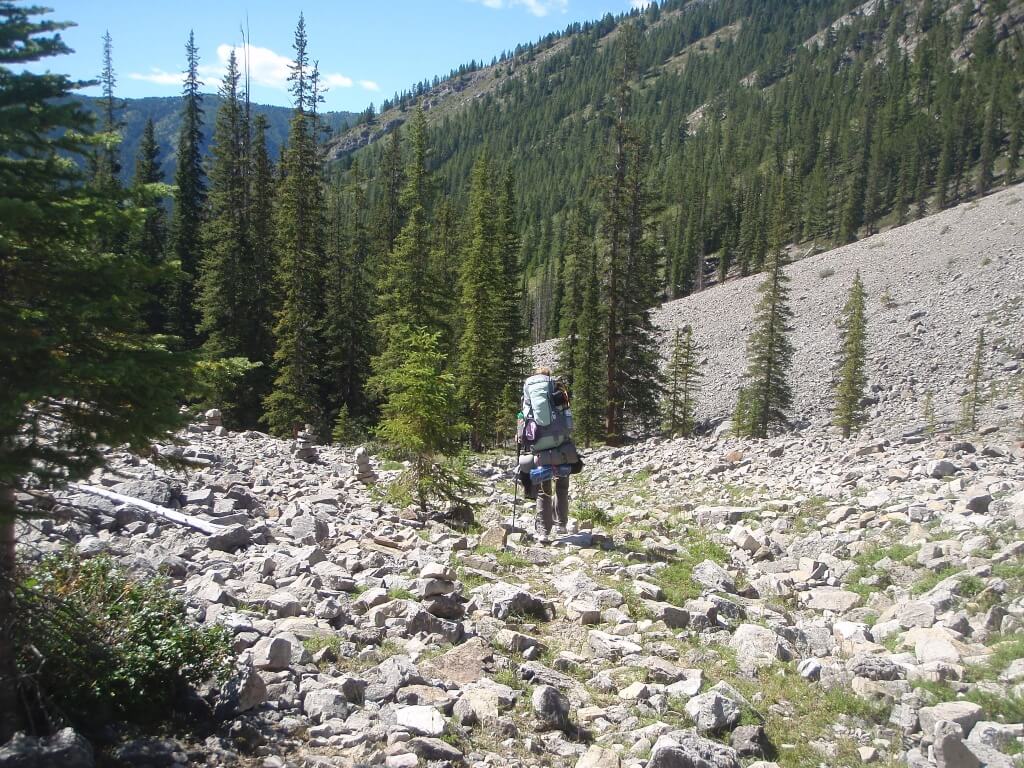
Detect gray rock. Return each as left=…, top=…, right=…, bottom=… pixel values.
left=648, top=731, right=741, bottom=768
left=406, top=737, right=463, bottom=762
left=729, top=725, right=768, bottom=758
left=933, top=720, right=981, bottom=768
left=365, top=656, right=426, bottom=703
left=919, top=701, right=983, bottom=740
left=302, top=688, right=349, bottom=723
left=684, top=691, right=741, bottom=732
left=252, top=636, right=292, bottom=671
left=395, top=705, right=447, bottom=737
left=207, top=524, right=252, bottom=552
left=692, top=560, right=736, bottom=594
left=0, top=728, right=94, bottom=768
left=216, top=660, right=267, bottom=716
left=928, top=460, right=959, bottom=478
left=532, top=684, right=571, bottom=732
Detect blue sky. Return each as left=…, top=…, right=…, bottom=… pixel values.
left=40, top=0, right=652, bottom=113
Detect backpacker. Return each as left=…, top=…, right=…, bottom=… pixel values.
left=521, top=374, right=573, bottom=452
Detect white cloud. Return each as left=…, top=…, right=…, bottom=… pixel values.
left=324, top=73, right=354, bottom=88
left=128, top=68, right=184, bottom=86
left=470, top=0, right=568, bottom=17
left=132, top=43, right=378, bottom=98
left=630, top=0, right=654, bottom=8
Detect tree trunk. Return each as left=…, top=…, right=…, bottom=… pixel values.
left=0, top=486, right=22, bottom=742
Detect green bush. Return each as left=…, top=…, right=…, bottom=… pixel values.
left=14, top=552, right=232, bottom=731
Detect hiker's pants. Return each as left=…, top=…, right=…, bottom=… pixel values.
left=535, top=474, right=570, bottom=533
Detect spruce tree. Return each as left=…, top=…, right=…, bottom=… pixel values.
left=733, top=188, right=794, bottom=439
left=959, top=329, right=986, bottom=433
left=572, top=243, right=606, bottom=446
left=325, top=160, right=374, bottom=433
left=662, top=325, right=701, bottom=437
left=0, top=5, right=186, bottom=738
left=455, top=154, right=504, bottom=447
left=130, top=118, right=169, bottom=334
left=92, top=30, right=120, bottom=192
left=170, top=30, right=206, bottom=345
left=496, top=166, right=527, bottom=440
left=247, top=113, right=277, bottom=405
left=834, top=270, right=869, bottom=439
left=264, top=15, right=329, bottom=436
left=372, top=328, right=477, bottom=514
left=198, top=50, right=265, bottom=425
left=601, top=21, right=662, bottom=442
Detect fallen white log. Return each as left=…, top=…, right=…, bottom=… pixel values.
left=68, top=482, right=226, bottom=535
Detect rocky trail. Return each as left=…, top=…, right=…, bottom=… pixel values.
left=8, top=406, right=1024, bottom=768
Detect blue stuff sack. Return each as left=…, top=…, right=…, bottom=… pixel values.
left=530, top=466, right=553, bottom=483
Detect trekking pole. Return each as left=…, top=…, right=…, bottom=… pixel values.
left=509, top=440, right=520, bottom=548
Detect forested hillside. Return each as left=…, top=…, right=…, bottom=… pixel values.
left=75, top=94, right=354, bottom=183
left=336, top=0, right=1024, bottom=342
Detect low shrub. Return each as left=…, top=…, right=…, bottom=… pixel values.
left=14, top=552, right=232, bottom=732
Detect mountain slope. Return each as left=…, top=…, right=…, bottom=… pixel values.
left=76, top=95, right=355, bottom=183
left=535, top=182, right=1024, bottom=434
left=330, top=0, right=1024, bottom=343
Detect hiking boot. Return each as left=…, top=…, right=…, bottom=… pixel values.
left=535, top=530, right=551, bottom=544
left=553, top=524, right=567, bottom=536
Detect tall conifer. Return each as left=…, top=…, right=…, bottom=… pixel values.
left=130, top=118, right=169, bottom=333
left=662, top=326, right=701, bottom=437
left=834, top=271, right=868, bottom=438
left=733, top=187, right=794, bottom=438
left=170, top=31, right=206, bottom=345
left=572, top=244, right=606, bottom=446
left=456, top=154, right=504, bottom=447
left=265, top=15, right=329, bottom=436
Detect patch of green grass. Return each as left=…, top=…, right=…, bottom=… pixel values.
left=495, top=550, right=531, bottom=570
left=655, top=532, right=730, bottom=606
left=455, top=566, right=488, bottom=590
left=845, top=542, right=920, bottom=598
left=388, top=586, right=416, bottom=601
left=967, top=635, right=1024, bottom=682
left=723, top=663, right=891, bottom=768
left=302, top=635, right=342, bottom=655
left=914, top=677, right=1024, bottom=724
left=910, top=566, right=963, bottom=596
left=493, top=667, right=527, bottom=691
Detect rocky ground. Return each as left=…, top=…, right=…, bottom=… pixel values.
left=534, top=182, right=1024, bottom=434
left=5, top=404, right=1024, bottom=768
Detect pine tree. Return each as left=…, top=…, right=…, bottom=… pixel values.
left=325, top=160, right=374, bottom=431
left=169, top=30, right=206, bottom=345
left=556, top=205, right=590, bottom=387
left=373, top=129, right=404, bottom=257
left=0, top=5, right=186, bottom=739
left=372, top=328, right=477, bottom=514
left=374, top=107, right=438, bottom=374
left=198, top=50, right=265, bottom=425
left=264, top=15, right=329, bottom=436
left=130, top=118, right=169, bottom=334
left=92, top=30, right=120, bottom=192
left=662, top=325, right=701, bottom=437
left=456, top=154, right=504, bottom=447
left=496, top=166, right=527, bottom=440
left=733, top=187, right=794, bottom=439
left=601, top=21, right=662, bottom=443
left=923, top=389, right=936, bottom=436
left=572, top=243, right=606, bottom=446
left=834, top=270, right=869, bottom=439
left=959, top=328, right=986, bottom=433
left=976, top=92, right=998, bottom=197
left=246, top=113, right=278, bottom=408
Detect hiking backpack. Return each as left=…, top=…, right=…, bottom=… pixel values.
left=521, top=374, right=573, bottom=452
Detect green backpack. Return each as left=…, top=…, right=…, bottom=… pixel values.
left=522, top=374, right=572, bottom=452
